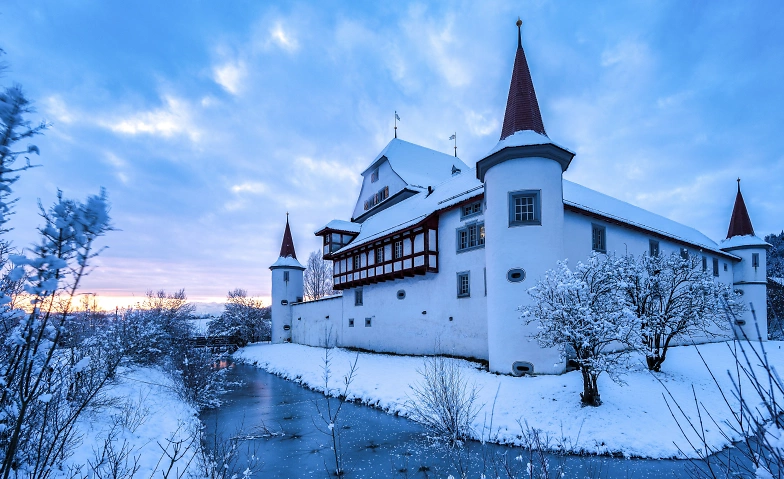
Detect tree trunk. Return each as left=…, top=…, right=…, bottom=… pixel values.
left=579, top=367, right=602, bottom=406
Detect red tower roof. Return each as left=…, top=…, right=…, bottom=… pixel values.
left=726, top=180, right=755, bottom=239
left=500, top=20, right=547, bottom=140
left=279, top=216, right=298, bottom=258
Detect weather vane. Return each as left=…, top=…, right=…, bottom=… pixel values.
left=449, top=133, right=457, bottom=157
left=394, top=111, right=400, bottom=139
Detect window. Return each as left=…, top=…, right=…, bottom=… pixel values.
left=752, top=253, right=760, bottom=268
left=461, top=201, right=482, bottom=219
left=353, top=255, right=361, bottom=270
left=680, top=248, right=689, bottom=260
left=483, top=268, right=487, bottom=296
left=724, top=263, right=728, bottom=272
left=702, top=256, right=707, bottom=272
left=457, top=223, right=485, bottom=252
left=393, top=240, right=403, bottom=259
left=507, top=268, right=526, bottom=283
left=375, top=246, right=384, bottom=264
left=283, top=271, right=290, bottom=282
left=509, top=190, right=541, bottom=226
left=457, top=271, right=470, bottom=298
left=397, top=290, right=406, bottom=300
left=354, top=288, right=363, bottom=306
left=365, top=317, right=372, bottom=327
left=348, top=318, right=355, bottom=327
left=713, top=258, right=719, bottom=277
left=591, top=224, right=606, bottom=253
left=370, top=168, right=379, bottom=183
left=649, top=240, right=660, bottom=257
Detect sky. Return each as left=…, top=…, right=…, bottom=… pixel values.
left=1, top=1, right=783, bottom=309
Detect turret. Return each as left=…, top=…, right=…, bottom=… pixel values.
left=720, top=180, right=769, bottom=340
left=269, top=215, right=305, bottom=343
left=477, top=20, right=575, bottom=375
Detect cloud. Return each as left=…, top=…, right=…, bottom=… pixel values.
left=601, top=40, right=650, bottom=68
left=213, top=60, right=247, bottom=95
left=43, top=95, right=75, bottom=124
left=465, top=110, right=499, bottom=137
left=103, top=96, right=202, bottom=142
left=269, top=21, right=298, bottom=52
left=231, top=181, right=267, bottom=194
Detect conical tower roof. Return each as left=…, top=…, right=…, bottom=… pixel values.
left=279, top=215, right=297, bottom=258
left=500, top=19, right=547, bottom=140
left=726, top=180, right=755, bottom=239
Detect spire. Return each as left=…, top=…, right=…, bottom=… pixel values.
left=726, top=179, right=755, bottom=238
left=279, top=213, right=298, bottom=258
left=500, top=18, right=547, bottom=140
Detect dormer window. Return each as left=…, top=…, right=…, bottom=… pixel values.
left=371, top=168, right=379, bottom=183
left=461, top=201, right=482, bottom=219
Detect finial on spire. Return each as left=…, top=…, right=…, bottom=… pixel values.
left=737, top=177, right=741, bottom=193
left=516, top=17, right=522, bottom=49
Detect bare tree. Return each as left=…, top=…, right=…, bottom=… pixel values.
left=304, top=251, right=335, bottom=301
left=208, top=288, right=270, bottom=345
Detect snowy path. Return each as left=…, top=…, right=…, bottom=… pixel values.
left=236, top=341, right=784, bottom=459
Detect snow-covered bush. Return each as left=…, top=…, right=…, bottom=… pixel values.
left=114, top=290, right=227, bottom=408
left=407, top=355, right=481, bottom=444
left=0, top=190, right=113, bottom=477
left=618, top=252, right=743, bottom=371
left=207, top=288, right=270, bottom=346
left=521, top=254, right=639, bottom=406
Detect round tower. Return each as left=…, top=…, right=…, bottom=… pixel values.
left=476, top=20, right=576, bottom=375
left=720, top=180, right=769, bottom=340
left=269, top=215, right=305, bottom=343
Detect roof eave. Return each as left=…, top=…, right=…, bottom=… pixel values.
left=476, top=143, right=575, bottom=182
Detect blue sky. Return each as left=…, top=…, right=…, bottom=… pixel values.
left=1, top=1, right=783, bottom=307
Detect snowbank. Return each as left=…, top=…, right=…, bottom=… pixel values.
left=236, top=341, right=784, bottom=459
left=60, top=366, right=202, bottom=478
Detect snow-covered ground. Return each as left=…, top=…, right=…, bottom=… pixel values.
left=236, top=341, right=784, bottom=459
left=60, top=366, right=203, bottom=478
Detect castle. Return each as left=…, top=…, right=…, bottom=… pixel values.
left=269, top=21, right=768, bottom=375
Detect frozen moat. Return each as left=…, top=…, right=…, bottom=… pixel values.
left=199, top=362, right=731, bottom=478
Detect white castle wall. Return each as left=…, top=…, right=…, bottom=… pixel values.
left=270, top=266, right=304, bottom=343
left=339, top=205, right=488, bottom=359
left=725, top=245, right=768, bottom=339
left=290, top=296, right=344, bottom=347
left=484, top=156, right=565, bottom=375
left=563, top=211, right=744, bottom=344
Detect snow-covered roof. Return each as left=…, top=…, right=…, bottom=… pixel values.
left=335, top=171, right=484, bottom=254
left=719, top=234, right=770, bottom=250
left=269, top=255, right=305, bottom=270
left=486, top=130, right=574, bottom=157
left=315, top=219, right=361, bottom=235
left=329, top=167, right=736, bottom=260
left=563, top=181, right=736, bottom=258
left=362, top=139, right=469, bottom=189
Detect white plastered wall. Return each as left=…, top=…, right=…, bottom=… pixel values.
left=563, top=210, right=740, bottom=344
left=290, top=296, right=344, bottom=347
left=352, top=159, right=408, bottom=220
left=270, top=267, right=304, bottom=343
left=484, top=157, right=565, bottom=375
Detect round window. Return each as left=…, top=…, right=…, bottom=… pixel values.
left=507, top=268, right=526, bottom=283
left=397, top=290, right=406, bottom=300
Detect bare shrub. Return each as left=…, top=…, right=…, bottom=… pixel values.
left=312, top=333, right=358, bottom=477
left=662, top=303, right=783, bottom=478
left=406, top=355, right=481, bottom=446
